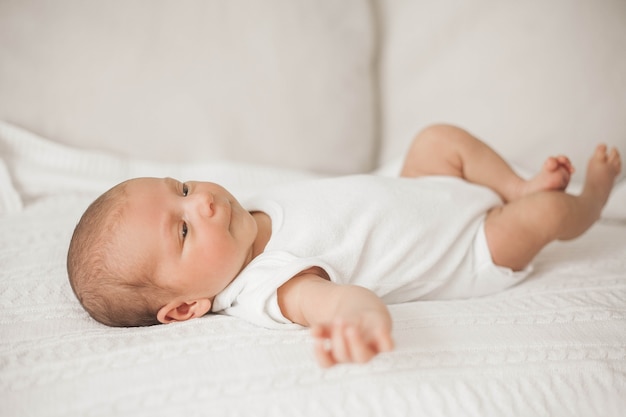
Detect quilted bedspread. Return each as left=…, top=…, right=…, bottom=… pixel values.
left=1, top=122, right=625, bottom=416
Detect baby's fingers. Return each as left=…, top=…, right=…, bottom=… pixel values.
left=311, top=324, right=330, bottom=339
left=313, top=322, right=366, bottom=367
left=312, top=321, right=394, bottom=367
left=312, top=322, right=351, bottom=367
left=330, top=320, right=351, bottom=363
left=345, top=326, right=376, bottom=363
left=314, top=337, right=337, bottom=368
left=374, top=327, right=394, bottom=353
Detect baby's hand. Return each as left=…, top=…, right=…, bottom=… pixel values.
left=310, top=311, right=394, bottom=368
left=277, top=274, right=394, bottom=368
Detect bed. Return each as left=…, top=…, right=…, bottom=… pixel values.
left=1, top=1, right=626, bottom=416
left=1, top=121, right=625, bottom=416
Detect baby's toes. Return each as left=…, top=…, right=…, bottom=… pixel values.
left=594, top=144, right=608, bottom=161
left=555, top=167, right=571, bottom=189
left=556, top=155, right=575, bottom=173
left=609, top=148, right=622, bottom=172
left=542, top=157, right=559, bottom=172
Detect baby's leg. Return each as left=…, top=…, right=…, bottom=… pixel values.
left=401, top=124, right=574, bottom=202
left=484, top=145, right=621, bottom=270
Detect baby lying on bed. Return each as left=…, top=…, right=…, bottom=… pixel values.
left=67, top=124, right=621, bottom=367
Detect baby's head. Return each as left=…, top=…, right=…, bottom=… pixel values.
left=67, top=180, right=169, bottom=326
left=67, top=178, right=259, bottom=327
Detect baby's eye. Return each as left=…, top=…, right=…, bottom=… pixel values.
left=181, top=222, right=188, bottom=239
left=182, top=183, right=189, bottom=197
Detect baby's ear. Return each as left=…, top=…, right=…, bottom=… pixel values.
left=157, top=299, right=212, bottom=324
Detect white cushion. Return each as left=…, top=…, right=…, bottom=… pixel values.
left=0, top=0, right=376, bottom=175
left=379, top=0, right=626, bottom=184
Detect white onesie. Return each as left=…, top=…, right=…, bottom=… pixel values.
left=212, top=175, right=530, bottom=328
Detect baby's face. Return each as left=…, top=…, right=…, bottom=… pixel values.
left=120, top=177, right=258, bottom=301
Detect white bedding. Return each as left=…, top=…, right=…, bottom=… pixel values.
left=1, top=122, right=625, bottom=416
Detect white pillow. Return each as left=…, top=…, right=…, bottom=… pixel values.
left=0, top=158, right=22, bottom=215
left=0, top=121, right=325, bottom=205
left=1, top=121, right=623, bottom=221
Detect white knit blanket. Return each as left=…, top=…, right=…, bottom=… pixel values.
left=1, top=121, right=625, bottom=417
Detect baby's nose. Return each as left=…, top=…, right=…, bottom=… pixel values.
left=193, top=192, right=215, bottom=217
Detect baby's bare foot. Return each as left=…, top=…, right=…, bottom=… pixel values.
left=583, top=144, right=622, bottom=205
left=517, top=155, right=575, bottom=198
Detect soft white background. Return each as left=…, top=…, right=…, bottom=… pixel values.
left=1, top=0, right=625, bottom=181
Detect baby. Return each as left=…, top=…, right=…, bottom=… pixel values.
left=67, top=124, right=621, bottom=367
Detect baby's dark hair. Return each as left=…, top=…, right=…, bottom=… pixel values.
left=67, top=181, right=169, bottom=327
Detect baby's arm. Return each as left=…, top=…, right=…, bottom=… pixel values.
left=277, top=272, right=394, bottom=368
